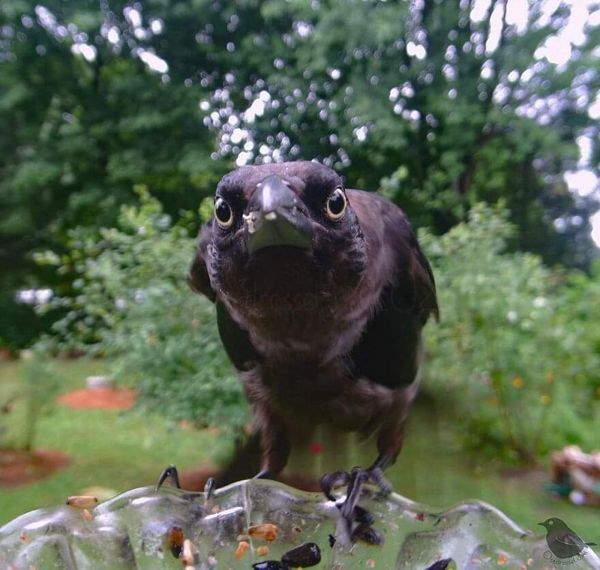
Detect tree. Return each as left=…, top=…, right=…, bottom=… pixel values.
left=1, top=0, right=599, bottom=347
left=0, top=0, right=226, bottom=347
left=181, top=0, right=600, bottom=266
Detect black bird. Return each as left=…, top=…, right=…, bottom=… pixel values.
left=188, top=161, right=438, bottom=540
left=539, top=518, right=596, bottom=559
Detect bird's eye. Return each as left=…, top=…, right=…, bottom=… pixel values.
left=325, top=188, right=347, bottom=221
left=214, top=197, right=234, bottom=229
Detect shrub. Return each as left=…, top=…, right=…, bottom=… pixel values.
left=420, top=204, right=599, bottom=462
left=37, top=188, right=246, bottom=432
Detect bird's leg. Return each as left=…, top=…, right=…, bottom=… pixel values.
left=252, top=407, right=290, bottom=480
left=253, top=468, right=274, bottom=479
left=155, top=465, right=181, bottom=491
left=366, top=453, right=394, bottom=496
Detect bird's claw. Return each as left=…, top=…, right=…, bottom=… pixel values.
left=320, top=466, right=392, bottom=504
left=203, top=476, right=216, bottom=499
left=155, top=465, right=181, bottom=491
left=367, top=465, right=393, bottom=496
left=351, top=521, right=384, bottom=545
left=320, top=470, right=350, bottom=501
left=320, top=465, right=391, bottom=544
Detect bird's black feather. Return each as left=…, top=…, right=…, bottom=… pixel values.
left=188, top=222, right=215, bottom=302
left=188, top=161, right=437, bottom=483
left=216, top=301, right=260, bottom=372
left=347, top=191, right=437, bottom=388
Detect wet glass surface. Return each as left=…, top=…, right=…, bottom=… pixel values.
left=1, top=479, right=599, bottom=569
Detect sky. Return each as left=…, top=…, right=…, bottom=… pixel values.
left=475, top=0, right=600, bottom=246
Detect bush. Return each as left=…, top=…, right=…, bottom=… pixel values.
left=420, top=204, right=599, bottom=462
left=555, top=261, right=600, bottom=402
left=37, top=188, right=246, bottom=432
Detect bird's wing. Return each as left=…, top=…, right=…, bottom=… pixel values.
left=216, top=301, right=261, bottom=372
left=187, top=221, right=216, bottom=302
left=188, top=220, right=260, bottom=371
left=555, top=532, right=585, bottom=548
left=347, top=190, right=438, bottom=389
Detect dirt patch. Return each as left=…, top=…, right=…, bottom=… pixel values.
left=57, top=387, right=136, bottom=410
left=0, top=448, right=70, bottom=488
left=0, top=347, right=16, bottom=361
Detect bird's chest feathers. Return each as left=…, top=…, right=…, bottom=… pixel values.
left=224, top=283, right=369, bottom=363
left=244, top=358, right=400, bottom=432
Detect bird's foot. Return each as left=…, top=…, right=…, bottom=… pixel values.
left=203, top=476, right=216, bottom=500
left=320, top=465, right=392, bottom=545
left=156, top=466, right=218, bottom=505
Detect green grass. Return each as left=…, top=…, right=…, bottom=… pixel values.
left=392, top=403, right=600, bottom=540
left=1, top=359, right=598, bottom=543
left=0, top=359, right=228, bottom=524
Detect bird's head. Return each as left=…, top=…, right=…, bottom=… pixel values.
left=200, top=161, right=366, bottom=313
left=538, top=518, right=565, bottom=530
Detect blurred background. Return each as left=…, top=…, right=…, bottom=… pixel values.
left=0, top=0, right=599, bottom=539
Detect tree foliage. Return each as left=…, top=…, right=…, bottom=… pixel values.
left=178, top=0, right=600, bottom=265
left=0, top=0, right=226, bottom=346
left=1, top=0, right=599, bottom=348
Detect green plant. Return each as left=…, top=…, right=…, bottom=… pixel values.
left=420, top=204, right=599, bottom=462
left=554, top=261, right=600, bottom=402
left=37, top=188, right=247, bottom=432
left=20, top=355, right=61, bottom=451
left=0, top=355, right=60, bottom=451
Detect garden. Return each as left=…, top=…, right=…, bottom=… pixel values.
left=0, top=0, right=599, bottom=560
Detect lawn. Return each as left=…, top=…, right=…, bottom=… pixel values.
left=1, top=359, right=598, bottom=544
left=0, top=359, right=229, bottom=524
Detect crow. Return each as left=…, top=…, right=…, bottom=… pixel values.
left=188, top=161, right=438, bottom=541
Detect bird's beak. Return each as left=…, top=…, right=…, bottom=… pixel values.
left=538, top=522, right=547, bottom=529
left=244, top=175, right=313, bottom=254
